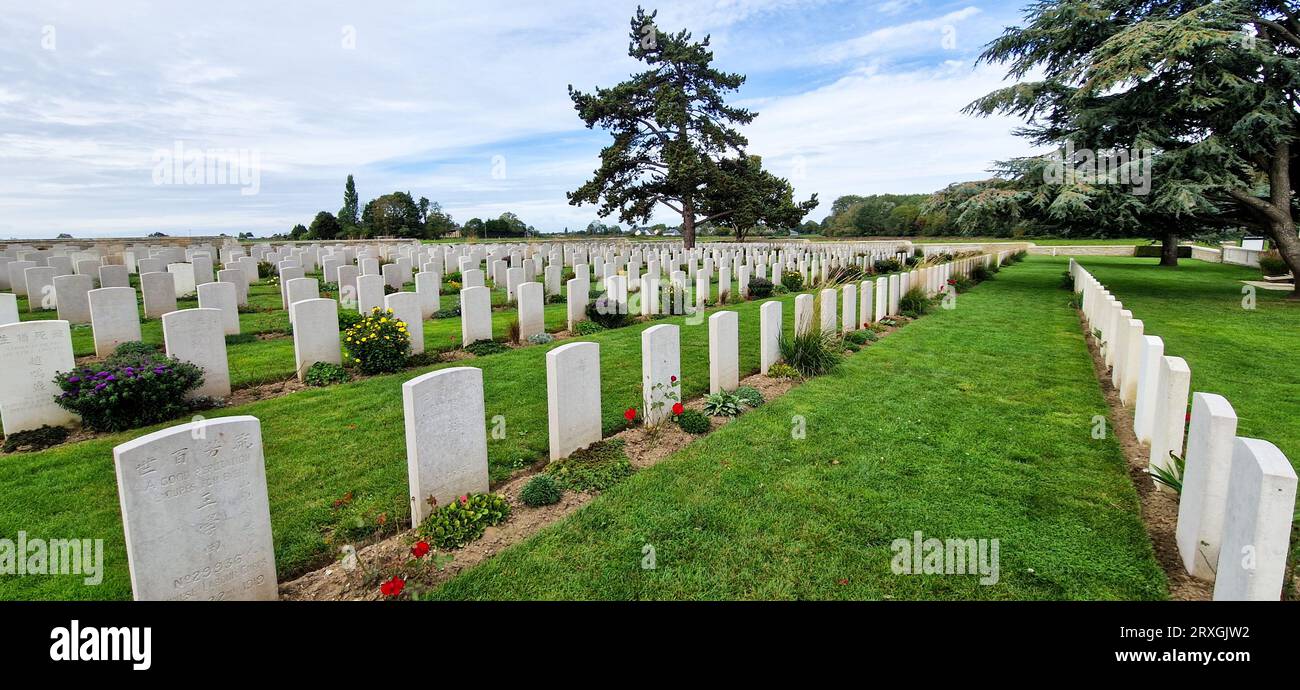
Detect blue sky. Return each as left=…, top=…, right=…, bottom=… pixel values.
left=0, top=0, right=1040, bottom=238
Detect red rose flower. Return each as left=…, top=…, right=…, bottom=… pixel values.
left=410, top=541, right=430, bottom=559
left=459, top=494, right=469, bottom=504
left=670, top=375, right=677, bottom=383
left=380, top=576, right=405, bottom=597
left=672, top=402, right=685, bottom=415
left=624, top=408, right=637, bottom=421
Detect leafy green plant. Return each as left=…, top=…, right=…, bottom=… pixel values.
left=778, top=329, right=842, bottom=377
left=873, top=258, right=902, bottom=274
left=417, top=493, right=511, bottom=549
left=465, top=339, right=509, bottom=356
left=527, top=332, right=556, bottom=345
left=734, top=386, right=765, bottom=408
left=433, top=306, right=461, bottom=319
left=1259, top=250, right=1288, bottom=276
left=675, top=409, right=711, bottom=434
left=766, top=362, right=800, bottom=379
left=110, top=341, right=161, bottom=359
left=971, top=264, right=992, bottom=283
left=780, top=271, right=804, bottom=292
left=545, top=439, right=633, bottom=492
left=3, top=425, right=70, bottom=454
left=337, top=310, right=364, bottom=331
left=748, top=277, right=774, bottom=298
left=1150, top=454, right=1186, bottom=495
left=507, top=319, right=522, bottom=344
left=546, top=293, right=566, bottom=304
left=844, top=329, right=875, bottom=346
left=586, top=298, right=635, bottom=328
left=304, top=361, right=351, bottom=387
left=520, top=474, right=563, bottom=507
left=702, top=391, right=744, bottom=417
left=574, top=320, right=607, bottom=336
left=899, top=287, right=933, bottom=318
left=54, top=352, right=206, bottom=433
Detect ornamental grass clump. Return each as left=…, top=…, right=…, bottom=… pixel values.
left=343, top=307, right=411, bottom=375
left=778, top=329, right=842, bottom=377
left=53, top=345, right=205, bottom=432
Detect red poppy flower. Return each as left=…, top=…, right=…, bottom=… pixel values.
left=410, top=541, right=430, bottom=559
left=459, top=494, right=469, bottom=504
left=672, top=402, right=685, bottom=415
left=670, top=375, right=678, bottom=383
left=838, top=578, right=849, bottom=586
left=380, top=576, right=405, bottom=597
left=624, top=408, right=637, bottom=421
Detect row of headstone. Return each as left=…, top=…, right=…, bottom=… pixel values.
left=1072, top=259, right=1296, bottom=601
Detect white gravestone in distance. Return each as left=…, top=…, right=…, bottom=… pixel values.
left=415, top=271, right=441, bottom=319
left=197, top=282, right=240, bottom=336
left=760, top=300, right=782, bottom=375
left=89, top=287, right=142, bottom=357
left=162, top=308, right=231, bottom=398
left=402, top=367, right=490, bottom=526
left=167, top=262, right=197, bottom=298
left=460, top=286, right=493, bottom=346
left=112, top=416, right=278, bottom=601
left=0, top=320, right=77, bottom=435
left=141, top=272, right=178, bottom=319
left=291, top=298, right=341, bottom=379
left=0, top=293, right=17, bottom=326
left=54, top=274, right=93, bottom=324
left=356, top=274, right=385, bottom=315
left=709, top=310, right=739, bottom=394
left=546, top=342, right=603, bottom=461
left=385, top=292, right=424, bottom=355
left=517, top=281, right=545, bottom=341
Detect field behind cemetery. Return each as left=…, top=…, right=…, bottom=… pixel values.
left=429, top=257, right=1167, bottom=600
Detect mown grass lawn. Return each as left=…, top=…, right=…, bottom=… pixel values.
left=1063, top=255, right=1299, bottom=468
left=427, top=258, right=1167, bottom=600
left=0, top=283, right=798, bottom=601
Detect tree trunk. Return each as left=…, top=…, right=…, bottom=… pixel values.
left=1265, top=219, right=1300, bottom=299
left=681, top=199, right=697, bottom=249
left=1159, top=231, right=1180, bottom=267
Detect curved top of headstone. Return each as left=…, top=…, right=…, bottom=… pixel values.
left=161, top=307, right=223, bottom=325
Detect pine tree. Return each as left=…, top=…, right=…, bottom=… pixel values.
left=567, top=7, right=815, bottom=248
left=339, top=175, right=360, bottom=237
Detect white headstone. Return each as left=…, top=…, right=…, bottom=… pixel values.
left=162, top=308, right=231, bottom=398
left=385, top=292, right=424, bottom=355
left=141, top=272, right=178, bottom=319
left=98, top=264, right=130, bottom=289
left=517, top=281, right=545, bottom=341
left=54, top=274, right=93, bottom=324
left=356, top=274, right=385, bottom=315
left=291, top=298, right=341, bottom=380
left=841, top=284, right=856, bottom=333
left=112, top=416, right=277, bottom=600
left=0, top=293, right=17, bottom=326
left=546, top=342, right=603, bottom=461
left=641, top=324, right=681, bottom=426
left=1148, top=355, right=1191, bottom=480
left=0, top=320, right=77, bottom=435
left=415, top=272, right=441, bottom=319
left=1212, top=438, right=1297, bottom=601
left=566, top=277, right=588, bottom=332
left=760, top=300, right=782, bottom=375
left=25, top=266, right=57, bottom=311
left=89, top=287, right=142, bottom=357
left=460, top=286, right=493, bottom=346
left=197, top=282, right=240, bottom=336
left=1133, top=336, right=1165, bottom=444
left=167, top=263, right=197, bottom=298
left=794, top=294, right=814, bottom=336
left=1176, top=393, right=1238, bottom=580
left=402, top=367, right=490, bottom=526
left=709, top=311, right=739, bottom=394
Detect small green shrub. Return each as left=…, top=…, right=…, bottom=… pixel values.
left=899, top=287, right=933, bottom=318
left=3, top=425, right=70, bottom=453
left=781, top=271, right=804, bottom=292
left=257, top=261, right=276, bottom=279
left=950, top=275, right=975, bottom=293
left=778, top=330, right=842, bottom=377
left=111, top=341, right=161, bottom=359
left=520, top=475, right=563, bottom=507
left=874, top=258, right=902, bottom=274
left=224, top=333, right=259, bottom=346
left=573, top=320, right=607, bottom=336
left=734, top=386, right=765, bottom=408
left=971, top=264, right=992, bottom=282
left=676, top=409, right=711, bottom=434
left=417, top=493, right=511, bottom=549
left=527, top=332, right=556, bottom=345
left=827, top=265, right=864, bottom=283
left=1259, top=250, right=1289, bottom=276
left=586, top=297, right=634, bottom=329
left=337, top=310, right=364, bottom=331
left=343, top=308, right=411, bottom=375
left=545, top=439, right=633, bottom=492
left=54, top=350, right=206, bottom=433
left=844, top=330, right=875, bottom=346
left=465, top=339, right=509, bottom=356
left=766, top=363, right=800, bottom=379
left=444, top=271, right=462, bottom=284
left=702, top=391, right=744, bottom=417
left=433, top=306, right=461, bottom=319
left=546, top=293, right=566, bottom=304
left=304, top=361, right=350, bottom=387
left=748, top=277, right=774, bottom=298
